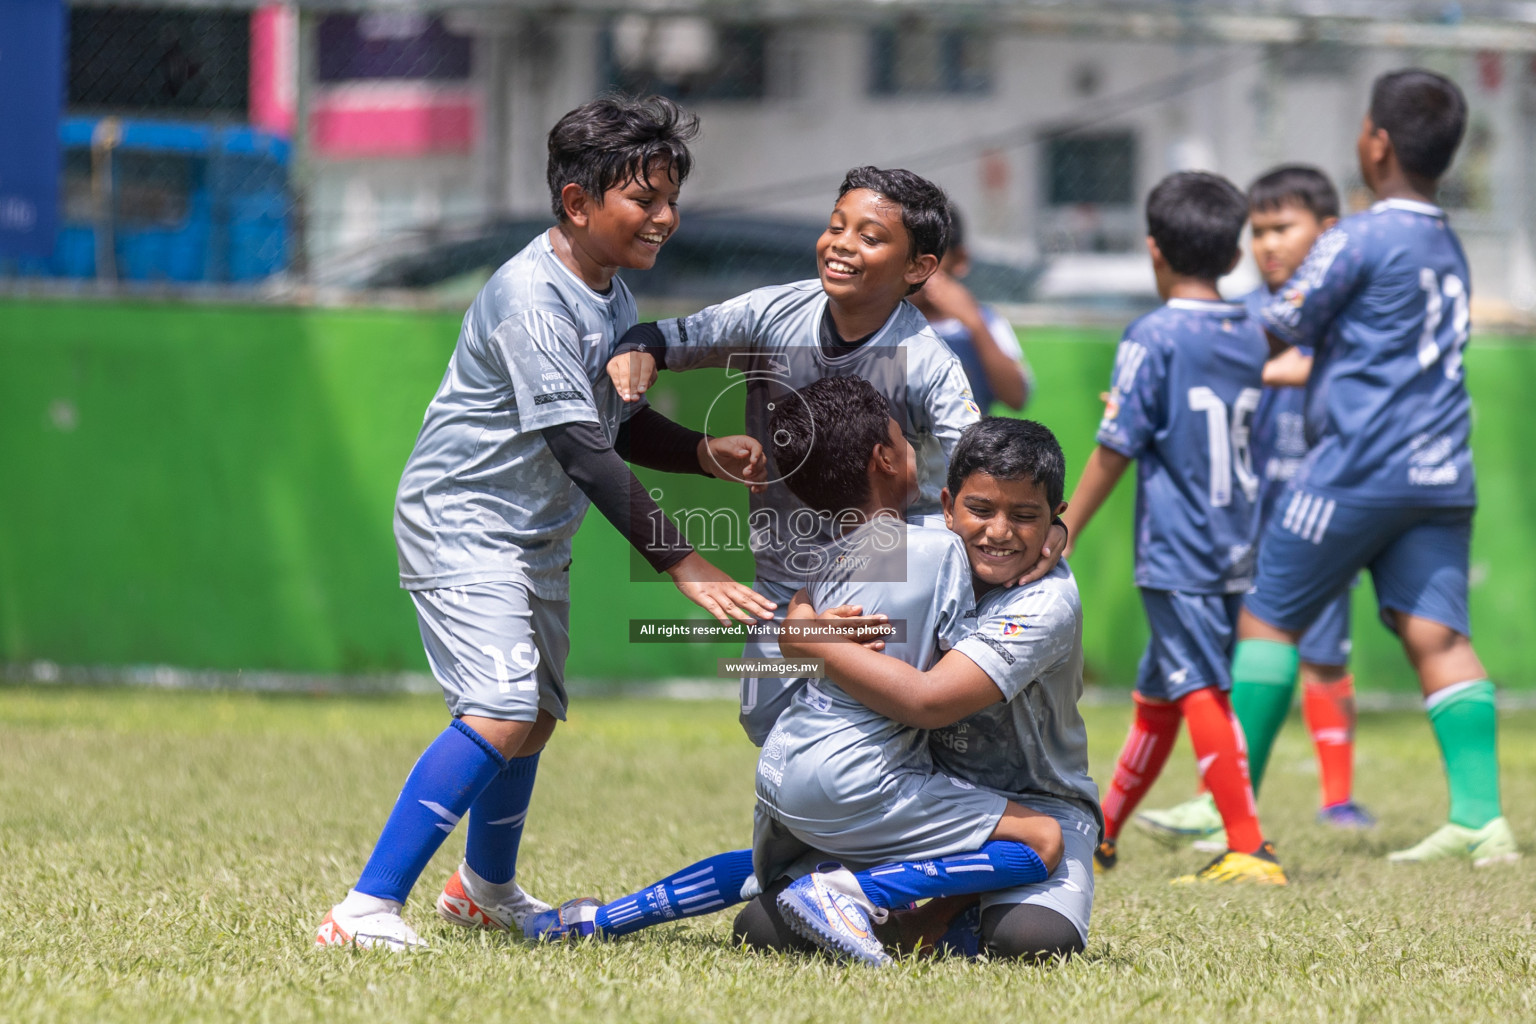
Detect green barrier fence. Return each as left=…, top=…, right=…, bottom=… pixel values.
left=2, top=298, right=1533, bottom=692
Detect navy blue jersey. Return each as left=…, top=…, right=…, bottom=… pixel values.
left=1243, top=287, right=1316, bottom=526
left=927, top=305, right=1032, bottom=411
left=1262, top=199, right=1476, bottom=507
left=1096, top=299, right=1268, bottom=594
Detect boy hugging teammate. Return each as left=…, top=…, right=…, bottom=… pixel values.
left=1140, top=167, right=1375, bottom=846
left=1231, top=70, right=1517, bottom=865
left=1062, top=171, right=1283, bottom=884
left=524, top=384, right=1095, bottom=964
left=316, top=97, right=774, bottom=951
left=607, top=167, right=1064, bottom=746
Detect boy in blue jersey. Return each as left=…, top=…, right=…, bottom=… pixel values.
left=1140, top=166, right=1375, bottom=845
left=910, top=204, right=1033, bottom=411
left=315, top=97, right=777, bottom=951
left=524, top=381, right=1063, bottom=966
left=1232, top=69, right=1518, bottom=865
left=1061, top=171, right=1283, bottom=885
left=607, top=168, right=1065, bottom=747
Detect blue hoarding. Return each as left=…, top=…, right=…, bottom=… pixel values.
left=0, top=0, right=65, bottom=258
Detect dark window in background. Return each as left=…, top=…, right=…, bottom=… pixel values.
left=318, top=12, right=472, bottom=82
left=869, top=24, right=991, bottom=96
left=603, top=20, right=767, bottom=101
left=1046, top=133, right=1137, bottom=205
left=69, top=8, right=249, bottom=114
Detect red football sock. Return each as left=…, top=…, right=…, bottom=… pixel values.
left=1101, top=694, right=1182, bottom=840
left=1179, top=687, right=1264, bottom=854
left=1303, top=675, right=1357, bottom=808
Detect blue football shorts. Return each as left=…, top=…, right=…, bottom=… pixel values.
left=1134, top=589, right=1243, bottom=701
left=1246, top=490, right=1472, bottom=638
left=1296, top=586, right=1353, bottom=668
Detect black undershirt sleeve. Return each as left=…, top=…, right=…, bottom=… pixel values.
left=542, top=419, right=693, bottom=574
left=615, top=406, right=710, bottom=477
left=611, top=321, right=669, bottom=369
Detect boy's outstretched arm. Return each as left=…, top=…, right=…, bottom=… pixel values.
left=541, top=420, right=775, bottom=624
left=615, top=406, right=766, bottom=491
left=780, top=596, right=1000, bottom=730
left=1060, top=445, right=1131, bottom=556
left=921, top=271, right=1027, bottom=410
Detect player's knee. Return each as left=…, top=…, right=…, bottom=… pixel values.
left=980, top=903, right=1085, bottom=963
left=995, top=807, right=1064, bottom=873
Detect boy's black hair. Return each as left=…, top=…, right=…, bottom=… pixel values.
left=546, top=95, right=700, bottom=221
left=837, top=166, right=952, bottom=264
left=946, top=417, right=1065, bottom=511
left=771, top=376, right=895, bottom=515
left=947, top=203, right=967, bottom=252
left=1247, top=164, right=1341, bottom=221
left=1369, top=69, right=1467, bottom=181
left=1145, top=171, right=1248, bottom=281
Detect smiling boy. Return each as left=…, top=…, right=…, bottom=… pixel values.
left=764, top=415, right=1098, bottom=961
left=608, top=167, right=1063, bottom=746
left=315, top=96, right=773, bottom=951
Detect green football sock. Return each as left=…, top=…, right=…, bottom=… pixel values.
left=1427, top=679, right=1502, bottom=829
left=1229, top=639, right=1300, bottom=794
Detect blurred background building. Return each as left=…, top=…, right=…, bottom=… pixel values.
left=6, top=0, right=1536, bottom=315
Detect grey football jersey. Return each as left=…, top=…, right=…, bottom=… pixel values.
left=656, top=281, right=979, bottom=583
left=931, top=561, right=1103, bottom=833
left=756, top=521, right=973, bottom=830
left=395, top=231, right=640, bottom=599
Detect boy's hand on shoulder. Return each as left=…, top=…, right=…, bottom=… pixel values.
left=665, top=551, right=777, bottom=626
left=1011, top=521, right=1068, bottom=587
left=607, top=350, right=657, bottom=402
left=699, top=434, right=768, bottom=493
left=917, top=269, right=979, bottom=321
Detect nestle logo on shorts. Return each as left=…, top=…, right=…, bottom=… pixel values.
left=717, top=658, right=826, bottom=677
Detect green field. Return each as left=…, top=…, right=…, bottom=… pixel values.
left=3, top=685, right=1534, bottom=1023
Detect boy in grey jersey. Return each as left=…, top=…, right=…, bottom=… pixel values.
left=771, top=417, right=1097, bottom=961
left=317, top=97, right=774, bottom=953
left=608, top=167, right=1066, bottom=744
left=525, top=381, right=1062, bottom=966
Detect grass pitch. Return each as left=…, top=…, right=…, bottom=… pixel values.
left=3, top=685, right=1535, bottom=1023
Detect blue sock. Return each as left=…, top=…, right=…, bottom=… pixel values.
left=854, top=841, right=1048, bottom=910
left=355, top=720, right=507, bottom=903
left=593, top=849, right=756, bottom=937
left=464, top=752, right=540, bottom=885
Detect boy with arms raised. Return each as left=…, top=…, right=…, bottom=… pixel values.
left=1230, top=70, right=1517, bottom=865
left=315, top=96, right=774, bottom=951
left=525, top=383, right=1067, bottom=965
left=1061, top=171, right=1282, bottom=884
left=608, top=168, right=1063, bottom=746
left=1140, top=166, right=1375, bottom=846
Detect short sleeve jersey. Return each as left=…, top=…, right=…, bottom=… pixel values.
left=756, top=523, right=973, bottom=830
left=656, top=282, right=980, bottom=583
left=1095, top=299, right=1268, bottom=593
left=926, top=304, right=1033, bottom=412
left=929, top=561, right=1101, bottom=834
left=1262, top=199, right=1476, bottom=507
left=394, top=231, right=639, bottom=599
left=1243, top=287, right=1316, bottom=526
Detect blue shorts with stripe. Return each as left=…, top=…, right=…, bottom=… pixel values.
left=1246, top=487, right=1472, bottom=638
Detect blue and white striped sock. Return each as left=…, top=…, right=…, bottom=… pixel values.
left=593, top=849, right=755, bottom=936
left=853, top=841, right=1048, bottom=910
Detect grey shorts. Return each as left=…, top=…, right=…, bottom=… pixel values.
left=410, top=581, right=570, bottom=722
left=752, top=771, right=1006, bottom=885
left=979, top=810, right=1097, bottom=945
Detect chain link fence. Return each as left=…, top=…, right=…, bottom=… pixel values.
left=6, top=1, right=1536, bottom=323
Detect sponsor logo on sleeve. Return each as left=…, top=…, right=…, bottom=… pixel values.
left=994, top=616, right=1030, bottom=638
